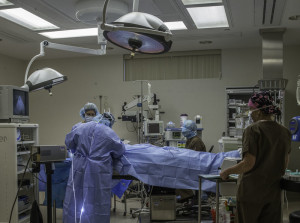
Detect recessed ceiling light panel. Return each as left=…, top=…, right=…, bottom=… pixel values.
left=39, top=28, right=98, bottom=39
left=182, top=0, right=222, bottom=5
left=187, top=6, right=229, bottom=29
left=164, top=21, right=187, bottom=30
left=0, top=8, right=58, bottom=30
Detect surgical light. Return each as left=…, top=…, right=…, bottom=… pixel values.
left=101, top=0, right=173, bottom=55
left=23, top=68, right=67, bottom=95
left=22, top=40, right=107, bottom=95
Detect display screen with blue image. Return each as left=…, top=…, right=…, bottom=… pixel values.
left=13, top=89, right=29, bottom=116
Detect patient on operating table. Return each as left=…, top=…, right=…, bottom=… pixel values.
left=63, top=115, right=241, bottom=223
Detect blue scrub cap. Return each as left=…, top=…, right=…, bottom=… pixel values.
left=183, top=120, right=197, bottom=131
left=79, top=102, right=100, bottom=119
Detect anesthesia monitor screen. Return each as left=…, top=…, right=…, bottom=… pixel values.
left=148, top=123, right=160, bottom=134
left=13, top=89, right=29, bottom=116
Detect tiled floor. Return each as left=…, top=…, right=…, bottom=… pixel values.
left=39, top=194, right=300, bottom=222
left=110, top=195, right=300, bottom=223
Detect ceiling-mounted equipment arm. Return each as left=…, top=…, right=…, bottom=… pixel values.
left=24, top=40, right=106, bottom=85
left=43, top=41, right=106, bottom=55
left=132, top=0, right=139, bottom=12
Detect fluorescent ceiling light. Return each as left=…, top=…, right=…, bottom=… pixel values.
left=164, top=21, right=187, bottom=30
left=187, top=6, right=229, bottom=29
left=39, top=28, right=98, bottom=39
left=182, top=0, right=222, bottom=5
left=0, top=0, right=13, bottom=6
left=0, top=8, right=58, bottom=30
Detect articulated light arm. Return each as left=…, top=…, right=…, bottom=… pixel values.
left=24, top=40, right=107, bottom=85
left=24, top=41, right=45, bottom=84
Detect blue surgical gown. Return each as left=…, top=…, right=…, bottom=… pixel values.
left=63, top=122, right=125, bottom=223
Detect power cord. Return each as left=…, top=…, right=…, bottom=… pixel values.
left=135, top=185, right=153, bottom=223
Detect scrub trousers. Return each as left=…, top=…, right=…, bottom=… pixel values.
left=235, top=200, right=281, bottom=223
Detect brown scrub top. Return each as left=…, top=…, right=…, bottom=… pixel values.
left=237, top=120, right=291, bottom=203
left=186, top=135, right=206, bottom=152
left=176, top=135, right=206, bottom=200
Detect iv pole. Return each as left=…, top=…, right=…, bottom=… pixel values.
left=135, top=80, right=148, bottom=143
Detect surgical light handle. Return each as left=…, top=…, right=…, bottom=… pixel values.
left=24, top=40, right=107, bottom=85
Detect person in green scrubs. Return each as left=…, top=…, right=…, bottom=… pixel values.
left=220, top=92, right=291, bottom=223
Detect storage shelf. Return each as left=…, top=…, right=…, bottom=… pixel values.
left=0, top=124, right=39, bottom=222
left=19, top=214, right=30, bottom=223
left=17, top=141, right=35, bottom=145
left=17, top=168, right=32, bottom=175
left=20, top=184, right=34, bottom=191
left=17, top=151, right=30, bottom=156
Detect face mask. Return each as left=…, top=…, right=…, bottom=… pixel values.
left=85, top=115, right=93, bottom=123
left=182, top=130, right=197, bottom=139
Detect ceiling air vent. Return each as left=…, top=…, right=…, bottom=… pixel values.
left=254, top=0, right=287, bottom=26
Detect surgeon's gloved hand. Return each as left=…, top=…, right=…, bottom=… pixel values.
left=93, top=114, right=114, bottom=128
left=238, top=148, right=243, bottom=156
left=103, top=112, right=115, bottom=127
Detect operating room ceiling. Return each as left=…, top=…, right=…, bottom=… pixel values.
left=0, top=0, right=300, bottom=60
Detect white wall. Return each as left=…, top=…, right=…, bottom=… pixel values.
left=0, top=53, right=26, bottom=86
left=11, top=46, right=300, bottom=170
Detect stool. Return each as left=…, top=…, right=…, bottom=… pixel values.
left=289, top=210, right=300, bottom=223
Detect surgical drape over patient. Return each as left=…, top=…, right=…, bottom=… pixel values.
left=63, top=121, right=240, bottom=223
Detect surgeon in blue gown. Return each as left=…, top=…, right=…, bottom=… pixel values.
left=63, top=113, right=123, bottom=223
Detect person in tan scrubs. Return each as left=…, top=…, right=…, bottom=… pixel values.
left=220, top=92, right=291, bottom=223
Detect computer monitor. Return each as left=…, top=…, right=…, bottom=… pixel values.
left=144, top=120, right=164, bottom=136
left=0, top=85, right=29, bottom=123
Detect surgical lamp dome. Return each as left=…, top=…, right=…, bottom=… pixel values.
left=23, top=68, right=67, bottom=92
left=103, top=12, right=172, bottom=54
